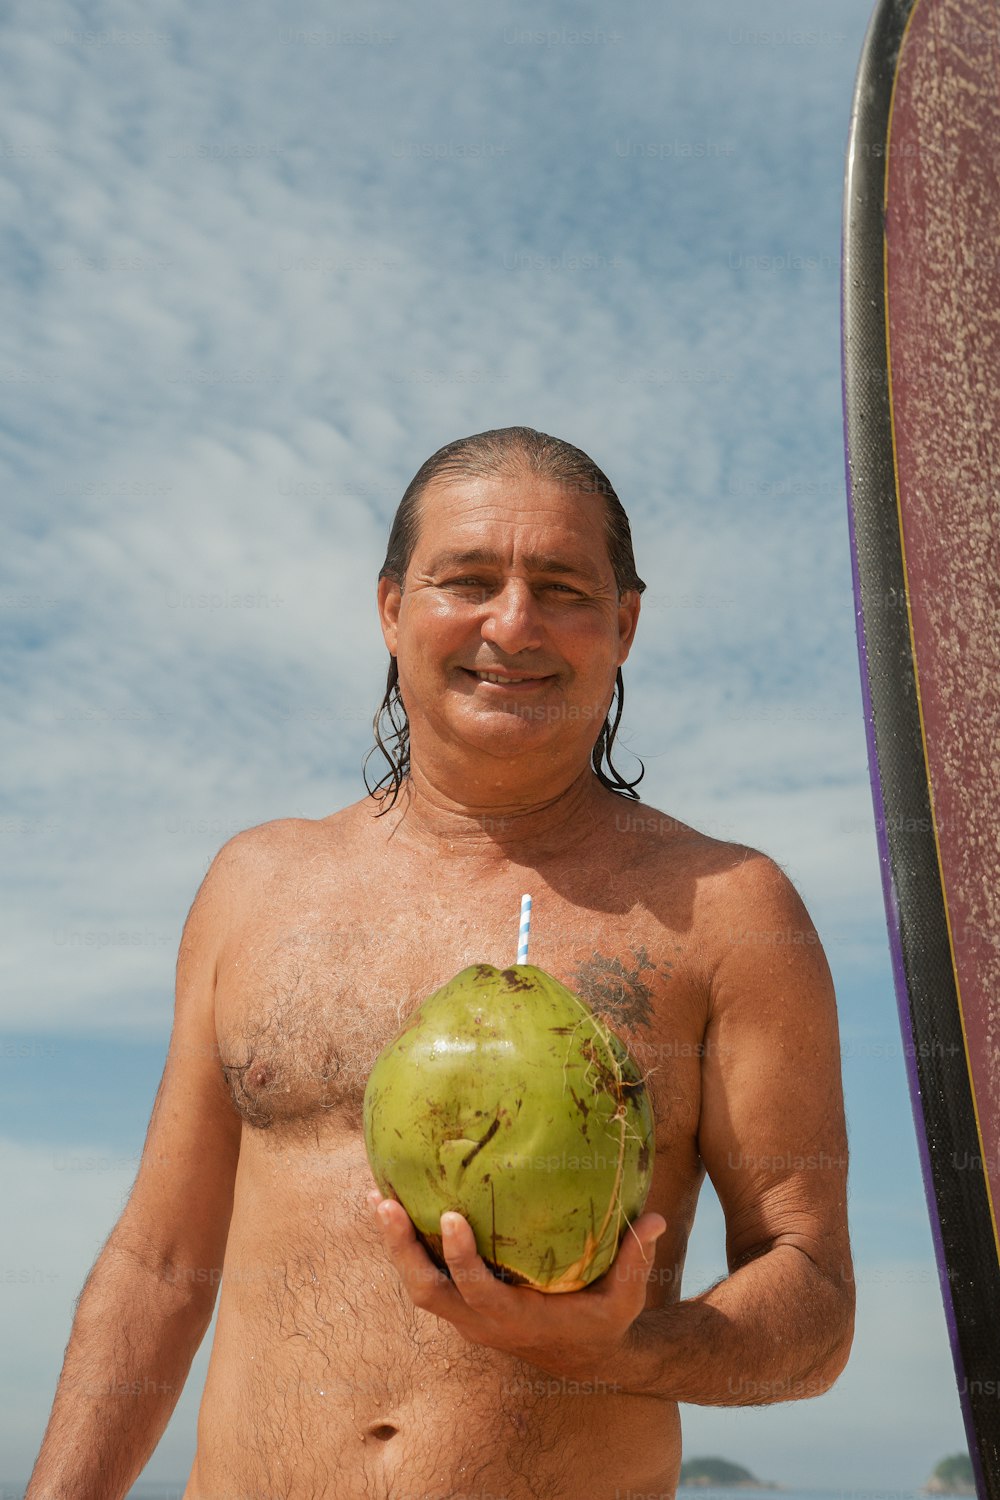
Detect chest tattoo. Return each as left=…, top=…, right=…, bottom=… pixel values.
left=572, top=945, right=671, bottom=1031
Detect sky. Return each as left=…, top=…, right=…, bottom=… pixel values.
left=0, top=0, right=971, bottom=1491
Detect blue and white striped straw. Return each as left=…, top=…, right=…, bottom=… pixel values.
left=517, top=893, right=532, bottom=965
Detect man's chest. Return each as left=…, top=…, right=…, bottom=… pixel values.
left=214, top=868, right=707, bottom=1147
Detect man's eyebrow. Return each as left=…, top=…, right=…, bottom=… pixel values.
left=426, top=548, right=602, bottom=582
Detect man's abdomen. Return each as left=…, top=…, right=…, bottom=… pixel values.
left=185, top=1134, right=681, bottom=1500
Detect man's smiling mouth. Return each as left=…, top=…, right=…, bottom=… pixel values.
left=461, top=668, right=554, bottom=685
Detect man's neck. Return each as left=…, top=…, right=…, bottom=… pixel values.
left=376, top=762, right=607, bottom=864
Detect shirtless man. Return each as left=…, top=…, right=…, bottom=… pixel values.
left=27, top=426, right=854, bottom=1500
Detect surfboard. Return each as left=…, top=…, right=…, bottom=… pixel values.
left=842, top=0, right=1000, bottom=1491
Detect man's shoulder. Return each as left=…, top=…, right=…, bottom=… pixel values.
left=613, top=798, right=798, bottom=911
left=614, top=806, right=822, bottom=994
left=611, top=797, right=762, bottom=866
left=204, top=801, right=367, bottom=880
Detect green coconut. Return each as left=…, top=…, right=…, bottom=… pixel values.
left=363, top=963, right=655, bottom=1293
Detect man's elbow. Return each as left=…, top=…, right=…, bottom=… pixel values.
left=806, top=1282, right=855, bottom=1397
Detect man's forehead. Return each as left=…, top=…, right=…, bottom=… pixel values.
left=410, top=483, right=614, bottom=582
left=414, top=472, right=611, bottom=567
left=422, top=543, right=605, bottom=584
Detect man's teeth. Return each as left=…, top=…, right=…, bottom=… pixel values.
left=477, top=672, right=533, bottom=683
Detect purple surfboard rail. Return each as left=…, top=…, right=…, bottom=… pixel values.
left=843, top=0, right=1000, bottom=1490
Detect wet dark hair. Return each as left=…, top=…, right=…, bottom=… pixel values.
left=364, top=426, right=646, bottom=811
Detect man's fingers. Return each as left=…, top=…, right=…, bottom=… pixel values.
left=605, top=1213, right=667, bottom=1308
left=440, top=1212, right=513, bottom=1306
left=371, top=1194, right=452, bottom=1306
left=441, top=1211, right=479, bottom=1269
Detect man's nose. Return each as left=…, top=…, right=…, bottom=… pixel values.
left=479, top=578, right=544, bottom=653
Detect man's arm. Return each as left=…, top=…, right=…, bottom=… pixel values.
left=618, top=850, right=855, bottom=1405
left=25, top=836, right=246, bottom=1500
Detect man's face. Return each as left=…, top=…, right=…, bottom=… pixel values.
left=377, top=468, right=641, bottom=767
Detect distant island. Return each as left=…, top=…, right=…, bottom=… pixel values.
left=679, top=1456, right=778, bottom=1489
left=924, top=1453, right=975, bottom=1495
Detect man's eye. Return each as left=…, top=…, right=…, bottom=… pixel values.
left=442, top=577, right=579, bottom=596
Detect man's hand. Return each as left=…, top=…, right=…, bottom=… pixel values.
left=368, top=1188, right=666, bottom=1385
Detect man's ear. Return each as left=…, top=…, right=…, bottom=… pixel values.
left=616, top=590, right=641, bottom=666
left=377, top=575, right=402, bottom=656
